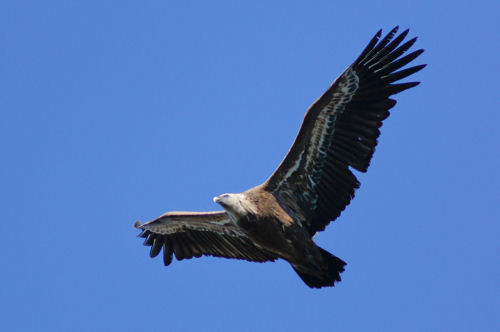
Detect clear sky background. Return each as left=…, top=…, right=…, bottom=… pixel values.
left=1, top=1, right=499, bottom=331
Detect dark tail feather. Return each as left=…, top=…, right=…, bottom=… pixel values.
left=292, top=247, right=346, bottom=288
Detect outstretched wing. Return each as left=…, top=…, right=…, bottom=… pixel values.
left=265, top=27, right=425, bottom=235
left=135, top=211, right=278, bottom=265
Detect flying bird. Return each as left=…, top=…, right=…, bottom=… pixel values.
left=134, top=27, right=425, bottom=288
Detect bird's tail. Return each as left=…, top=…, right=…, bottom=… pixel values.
left=292, top=247, right=346, bottom=288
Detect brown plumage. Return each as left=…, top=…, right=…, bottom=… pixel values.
left=134, top=27, right=425, bottom=288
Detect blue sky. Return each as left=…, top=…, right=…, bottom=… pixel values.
left=1, top=1, right=499, bottom=331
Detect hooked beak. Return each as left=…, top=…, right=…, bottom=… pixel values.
left=214, top=194, right=230, bottom=205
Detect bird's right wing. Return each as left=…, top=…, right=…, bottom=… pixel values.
left=134, top=211, right=278, bottom=266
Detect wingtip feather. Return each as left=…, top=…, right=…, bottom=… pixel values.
left=389, top=25, right=399, bottom=37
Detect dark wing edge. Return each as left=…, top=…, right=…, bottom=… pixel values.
left=134, top=211, right=278, bottom=265
left=265, top=26, right=425, bottom=235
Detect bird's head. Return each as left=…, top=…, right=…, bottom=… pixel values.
left=213, top=193, right=238, bottom=208
left=213, top=193, right=254, bottom=220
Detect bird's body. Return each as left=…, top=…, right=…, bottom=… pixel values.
left=213, top=187, right=346, bottom=286
left=135, top=27, right=425, bottom=288
left=218, top=189, right=312, bottom=261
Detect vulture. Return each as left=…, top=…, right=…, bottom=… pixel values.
left=134, top=27, right=425, bottom=288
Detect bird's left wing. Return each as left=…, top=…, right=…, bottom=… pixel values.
left=135, top=211, right=278, bottom=265
left=264, top=27, right=425, bottom=235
